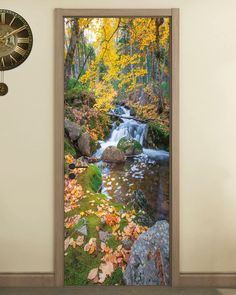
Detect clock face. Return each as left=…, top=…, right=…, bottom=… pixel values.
left=0, top=9, right=33, bottom=71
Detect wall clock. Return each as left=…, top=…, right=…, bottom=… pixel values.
left=0, top=9, right=33, bottom=96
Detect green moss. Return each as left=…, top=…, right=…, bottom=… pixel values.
left=81, top=125, right=87, bottom=133
left=117, top=136, right=142, bottom=155
left=133, top=140, right=142, bottom=150
left=64, top=161, right=143, bottom=286
left=88, top=116, right=96, bottom=129
left=98, top=113, right=111, bottom=140
left=79, top=194, right=105, bottom=213
left=65, top=239, right=103, bottom=286
left=64, top=107, right=75, bottom=122
left=89, top=139, right=97, bottom=155
left=106, top=236, right=121, bottom=251
left=147, top=122, right=169, bottom=151
left=103, top=268, right=124, bottom=285
left=65, top=193, right=106, bottom=285
left=78, top=165, right=102, bottom=193
left=64, top=136, right=77, bottom=157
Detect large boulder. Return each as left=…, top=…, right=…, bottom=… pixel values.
left=123, top=220, right=169, bottom=285
left=117, top=136, right=143, bottom=156
left=146, top=122, right=169, bottom=151
left=102, top=146, right=125, bottom=163
left=64, top=118, right=82, bottom=141
left=77, top=132, right=92, bottom=157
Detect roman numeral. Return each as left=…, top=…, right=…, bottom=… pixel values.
left=9, top=15, right=16, bottom=26
left=10, top=55, right=17, bottom=63
left=1, top=13, right=5, bottom=24
left=18, top=37, right=30, bottom=44
left=15, top=45, right=26, bottom=56
left=1, top=57, right=5, bottom=67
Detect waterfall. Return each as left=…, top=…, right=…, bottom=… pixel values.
left=94, top=106, right=169, bottom=161
left=109, top=108, right=147, bottom=145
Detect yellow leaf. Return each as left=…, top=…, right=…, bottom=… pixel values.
left=69, top=238, right=76, bottom=248
left=112, top=223, right=120, bottom=233
left=89, top=245, right=96, bottom=254
left=84, top=238, right=97, bottom=254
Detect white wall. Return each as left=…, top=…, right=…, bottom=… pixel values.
left=0, top=0, right=236, bottom=273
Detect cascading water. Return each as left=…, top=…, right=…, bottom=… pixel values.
left=95, top=106, right=169, bottom=161
left=93, top=105, right=169, bottom=221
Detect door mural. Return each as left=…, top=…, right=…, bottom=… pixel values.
left=64, top=16, right=170, bottom=286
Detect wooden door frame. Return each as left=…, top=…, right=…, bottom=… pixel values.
left=54, top=8, right=180, bottom=287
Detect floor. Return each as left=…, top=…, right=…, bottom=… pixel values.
left=0, top=287, right=235, bottom=295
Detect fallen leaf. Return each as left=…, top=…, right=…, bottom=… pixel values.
left=116, top=245, right=122, bottom=251
left=64, top=237, right=70, bottom=251
left=69, top=238, right=76, bottom=248
left=98, top=272, right=106, bottom=283
left=104, top=214, right=120, bottom=226
left=99, top=261, right=114, bottom=277
left=89, top=244, right=96, bottom=254
left=87, top=268, right=98, bottom=280
left=84, top=237, right=97, bottom=254
left=101, top=242, right=106, bottom=251
left=76, top=235, right=84, bottom=246
left=112, top=224, right=120, bottom=233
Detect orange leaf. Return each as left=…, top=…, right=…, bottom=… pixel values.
left=89, top=245, right=96, bottom=254
left=84, top=238, right=97, bottom=254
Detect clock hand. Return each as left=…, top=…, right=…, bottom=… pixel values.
left=3, top=25, right=27, bottom=39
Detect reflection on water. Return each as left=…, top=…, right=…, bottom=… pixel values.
left=95, top=106, right=169, bottom=222
left=97, top=154, right=169, bottom=221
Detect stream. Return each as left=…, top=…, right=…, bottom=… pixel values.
left=94, top=106, right=169, bottom=221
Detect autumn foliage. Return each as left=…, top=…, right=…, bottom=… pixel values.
left=64, top=16, right=170, bottom=285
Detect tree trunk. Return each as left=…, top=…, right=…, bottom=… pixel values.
left=154, top=18, right=164, bottom=114
left=64, top=18, right=79, bottom=90
left=74, top=45, right=79, bottom=80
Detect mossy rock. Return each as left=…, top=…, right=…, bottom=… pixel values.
left=117, top=136, right=143, bottom=156
left=78, top=164, right=102, bottom=193
left=147, top=122, right=169, bottom=151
